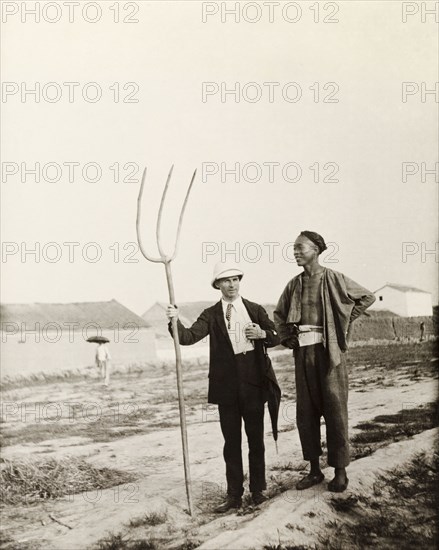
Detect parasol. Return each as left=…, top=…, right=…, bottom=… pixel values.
left=86, top=336, right=110, bottom=344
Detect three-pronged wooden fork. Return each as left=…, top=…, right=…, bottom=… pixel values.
left=136, top=165, right=197, bottom=515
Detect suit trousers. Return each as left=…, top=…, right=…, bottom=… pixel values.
left=294, top=343, right=350, bottom=468
left=218, top=351, right=266, bottom=496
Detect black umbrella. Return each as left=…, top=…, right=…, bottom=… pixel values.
left=263, top=347, right=281, bottom=448
left=267, top=379, right=281, bottom=443
left=87, top=336, right=109, bottom=344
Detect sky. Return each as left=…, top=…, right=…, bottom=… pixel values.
left=2, top=0, right=438, bottom=316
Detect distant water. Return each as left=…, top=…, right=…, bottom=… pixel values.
left=0, top=329, right=156, bottom=379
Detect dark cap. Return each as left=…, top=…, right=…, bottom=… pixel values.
left=300, top=231, right=327, bottom=254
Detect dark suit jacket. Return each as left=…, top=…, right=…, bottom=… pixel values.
left=169, top=298, right=280, bottom=405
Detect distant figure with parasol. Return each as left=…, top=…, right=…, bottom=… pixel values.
left=87, top=336, right=111, bottom=386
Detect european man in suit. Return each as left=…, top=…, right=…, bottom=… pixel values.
left=166, top=262, right=280, bottom=512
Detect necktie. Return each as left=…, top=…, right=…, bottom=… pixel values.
left=226, top=303, right=232, bottom=329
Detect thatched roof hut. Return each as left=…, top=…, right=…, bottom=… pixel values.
left=1, top=299, right=149, bottom=331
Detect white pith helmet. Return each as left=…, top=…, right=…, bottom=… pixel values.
left=211, top=262, right=244, bottom=289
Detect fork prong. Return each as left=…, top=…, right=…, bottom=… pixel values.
left=156, top=165, right=174, bottom=259
left=169, top=168, right=197, bottom=262
left=136, top=167, right=163, bottom=263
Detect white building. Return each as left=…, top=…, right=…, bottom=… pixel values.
left=371, top=283, right=433, bottom=317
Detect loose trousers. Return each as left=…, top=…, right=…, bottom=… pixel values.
left=97, top=359, right=110, bottom=385
left=218, top=351, right=266, bottom=496
left=294, top=344, right=350, bottom=468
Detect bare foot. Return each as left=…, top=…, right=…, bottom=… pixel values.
left=328, top=468, right=349, bottom=492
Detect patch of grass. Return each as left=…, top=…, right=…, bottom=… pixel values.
left=270, top=462, right=296, bottom=472
left=94, top=532, right=160, bottom=550
left=0, top=370, right=92, bottom=392
left=149, top=391, right=178, bottom=405
left=0, top=422, right=74, bottom=448
left=0, top=407, right=154, bottom=448
left=127, top=510, right=168, bottom=528
left=385, top=452, right=438, bottom=503
left=352, top=424, right=411, bottom=444
left=94, top=533, right=129, bottom=550
left=325, top=520, right=338, bottom=529
left=0, top=457, right=136, bottom=506
left=351, top=401, right=438, bottom=458
left=320, top=451, right=438, bottom=549
left=346, top=340, right=437, bottom=367
left=173, top=541, right=200, bottom=550
left=351, top=446, right=374, bottom=460
left=94, top=528, right=200, bottom=550
left=354, top=421, right=382, bottom=431
left=265, top=474, right=297, bottom=500
left=0, top=534, right=40, bottom=550
left=0, top=532, right=19, bottom=549
left=194, top=481, right=227, bottom=514
left=150, top=421, right=178, bottom=430
left=329, top=494, right=359, bottom=513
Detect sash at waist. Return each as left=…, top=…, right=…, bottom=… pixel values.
left=298, top=325, right=323, bottom=332
left=298, top=325, right=323, bottom=347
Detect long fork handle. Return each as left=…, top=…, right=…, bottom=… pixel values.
left=164, top=260, right=193, bottom=516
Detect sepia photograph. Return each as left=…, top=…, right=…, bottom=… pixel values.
left=1, top=1, right=438, bottom=549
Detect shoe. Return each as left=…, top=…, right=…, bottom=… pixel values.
left=296, top=472, right=325, bottom=490
left=251, top=492, right=268, bottom=505
left=214, top=496, right=242, bottom=513
left=328, top=477, right=349, bottom=493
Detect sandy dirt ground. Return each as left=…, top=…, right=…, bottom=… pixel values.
left=0, top=342, right=437, bottom=549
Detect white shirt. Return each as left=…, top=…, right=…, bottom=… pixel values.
left=96, top=344, right=111, bottom=361
left=221, top=296, right=255, bottom=355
